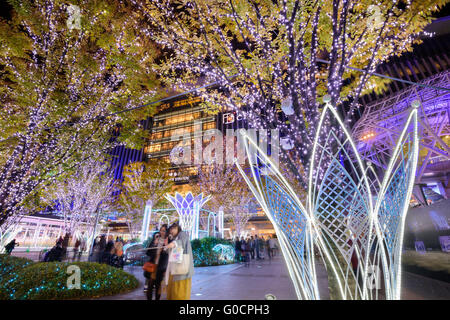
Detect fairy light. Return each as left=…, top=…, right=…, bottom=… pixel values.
left=194, top=163, right=256, bottom=236
left=134, top=0, right=438, bottom=189
left=0, top=0, right=158, bottom=231
left=42, top=158, right=114, bottom=236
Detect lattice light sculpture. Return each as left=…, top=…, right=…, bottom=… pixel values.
left=235, top=97, right=419, bottom=300
left=165, top=192, right=211, bottom=240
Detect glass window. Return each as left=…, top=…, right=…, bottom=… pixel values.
left=203, top=121, right=216, bottom=130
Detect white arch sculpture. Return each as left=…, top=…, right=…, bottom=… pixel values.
left=165, top=192, right=211, bottom=240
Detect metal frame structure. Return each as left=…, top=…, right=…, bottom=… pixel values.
left=353, top=70, right=450, bottom=185
left=236, top=98, right=419, bottom=300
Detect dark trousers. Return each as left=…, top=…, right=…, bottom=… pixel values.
left=72, top=248, right=80, bottom=261
left=250, top=248, right=255, bottom=259
left=235, top=250, right=241, bottom=262
left=147, top=269, right=165, bottom=300
left=256, top=246, right=261, bottom=259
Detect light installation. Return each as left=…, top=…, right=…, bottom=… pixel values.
left=235, top=96, right=419, bottom=300
left=212, top=243, right=235, bottom=262
left=140, top=200, right=153, bottom=242
left=165, top=192, right=211, bottom=240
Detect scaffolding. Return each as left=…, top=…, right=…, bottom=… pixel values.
left=353, top=70, right=450, bottom=184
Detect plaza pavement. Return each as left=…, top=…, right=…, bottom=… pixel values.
left=97, top=254, right=450, bottom=300
left=10, top=250, right=450, bottom=300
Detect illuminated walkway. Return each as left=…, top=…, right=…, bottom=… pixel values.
left=99, top=255, right=450, bottom=300
left=11, top=250, right=450, bottom=300
left=98, top=256, right=329, bottom=300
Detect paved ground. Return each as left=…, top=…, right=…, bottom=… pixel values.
left=401, top=272, right=450, bottom=300
left=10, top=249, right=450, bottom=300
left=98, top=255, right=305, bottom=300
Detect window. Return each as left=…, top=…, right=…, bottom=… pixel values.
left=203, top=121, right=216, bottom=130
left=147, top=144, right=161, bottom=153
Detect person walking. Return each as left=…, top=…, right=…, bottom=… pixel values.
left=61, top=233, right=71, bottom=261
left=273, top=235, right=279, bottom=256
left=111, top=237, right=124, bottom=268
left=4, top=239, right=18, bottom=255
left=46, top=242, right=64, bottom=262
left=250, top=236, right=255, bottom=259
left=259, top=236, right=266, bottom=259
left=72, top=236, right=81, bottom=261
left=145, top=225, right=169, bottom=300
left=103, top=235, right=115, bottom=265
left=234, top=236, right=241, bottom=263
left=254, top=235, right=262, bottom=260
left=265, top=236, right=272, bottom=260
left=244, top=237, right=252, bottom=267
left=268, top=235, right=276, bottom=260
left=78, top=232, right=87, bottom=261
left=165, top=223, right=194, bottom=300
left=96, top=235, right=106, bottom=263
left=240, top=236, right=246, bottom=263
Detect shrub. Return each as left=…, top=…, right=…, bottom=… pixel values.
left=0, top=260, right=138, bottom=300
left=191, top=237, right=234, bottom=267
left=0, top=255, right=34, bottom=283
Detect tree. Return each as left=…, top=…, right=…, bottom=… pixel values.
left=229, top=206, right=254, bottom=238
left=115, top=160, right=174, bottom=238
left=136, top=0, right=446, bottom=185
left=192, top=163, right=255, bottom=236
left=41, top=157, right=114, bottom=238
left=0, top=0, right=160, bottom=229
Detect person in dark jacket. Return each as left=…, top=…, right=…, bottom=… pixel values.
left=145, top=224, right=169, bottom=300
left=254, top=235, right=262, bottom=260
left=234, top=237, right=241, bottom=263
left=94, top=235, right=106, bottom=263
left=61, top=233, right=71, bottom=260
left=4, top=239, right=18, bottom=255
left=250, top=236, right=255, bottom=259
left=46, top=243, right=64, bottom=262
left=103, top=236, right=115, bottom=264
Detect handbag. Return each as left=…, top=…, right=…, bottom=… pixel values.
left=142, top=262, right=156, bottom=273
left=169, top=246, right=189, bottom=275
left=171, top=254, right=190, bottom=275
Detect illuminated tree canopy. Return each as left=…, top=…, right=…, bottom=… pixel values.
left=0, top=0, right=160, bottom=228
left=136, top=0, right=446, bottom=185
left=114, top=160, right=174, bottom=238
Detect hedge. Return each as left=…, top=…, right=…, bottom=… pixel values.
left=0, top=254, right=34, bottom=282
left=0, top=256, right=138, bottom=300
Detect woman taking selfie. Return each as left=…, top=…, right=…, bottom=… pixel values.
left=164, top=222, right=194, bottom=300
left=144, top=224, right=169, bottom=300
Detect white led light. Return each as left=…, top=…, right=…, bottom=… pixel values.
left=235, top=101, right=419, bottom=300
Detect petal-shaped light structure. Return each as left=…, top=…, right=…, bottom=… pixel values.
left=165, top=192, right=211, bottom=239
left=235, top=98, right=419, bottom=300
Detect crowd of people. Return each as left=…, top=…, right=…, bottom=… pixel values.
left=234, top=234, right=278, bottom=266
left=42, top=232, right=89, bottom=262
left=91, top=235, right=125, bottom=268
left=4, top=227, right=278, bottom=301
left=143, top=222, right=194, bottom=301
